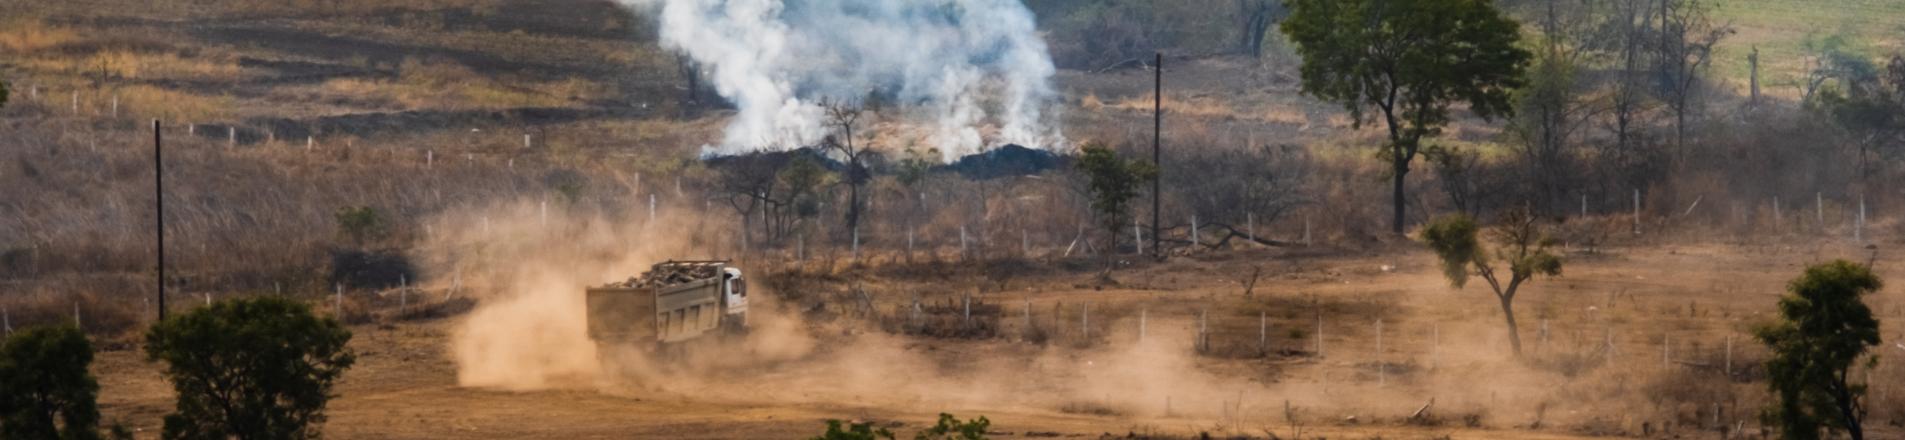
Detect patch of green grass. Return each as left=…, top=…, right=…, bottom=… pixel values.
left=1708, top=0, right=1905, bottom=97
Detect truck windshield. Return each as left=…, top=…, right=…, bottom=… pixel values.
left=733, top=279, right=746, bottom=297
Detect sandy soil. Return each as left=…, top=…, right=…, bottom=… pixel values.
left=90, top=240, right=1905, bottom=439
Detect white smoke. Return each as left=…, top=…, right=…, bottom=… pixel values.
left=628, top=0, right=1064, bottom=161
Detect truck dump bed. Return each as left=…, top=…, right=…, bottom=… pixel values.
left=585, top=261, right=730, bottom=345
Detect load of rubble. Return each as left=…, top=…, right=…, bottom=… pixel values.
left=599, top=261, right=726, bottom=289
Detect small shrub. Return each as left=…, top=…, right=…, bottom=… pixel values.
left=145, top=296, right=355, bottom=440
left=914, top=413, right=989, bottom=440
left=810, top=419, right=894, bottom=440
left=0, top=325, right=101, bottom=440
left=333, top=206, right=386, bottom=247
left=327, top=248, right=416, bottom=290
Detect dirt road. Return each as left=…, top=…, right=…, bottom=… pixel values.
left=92, top=242, right=1903, bottom=439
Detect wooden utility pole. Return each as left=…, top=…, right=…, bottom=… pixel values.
left=154, top=119, right=166, bottom=322
left=1152, top=52, right=1163, bottom=260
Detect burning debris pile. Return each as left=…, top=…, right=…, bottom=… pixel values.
left=938, top=144, right=1066, bottom=180
left=633, top=0, right=1063, bottom=158
left=599, top=261, right=726, bottom=289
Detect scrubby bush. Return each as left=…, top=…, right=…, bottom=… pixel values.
left=913, top=413, right=990, bottom=440
left=0, top=325, right=101, bottom=440
left=810, top=419, right=894, bottom=440
left=1755, top=260, right=1882, bottom=440
left=333, top=206, right=386, bottom=247
left=145, top=296, right=355, bottom=440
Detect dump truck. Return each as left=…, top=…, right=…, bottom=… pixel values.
left=585, top=261, right=748, bottom=352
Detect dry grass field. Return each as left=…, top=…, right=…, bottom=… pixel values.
left=75, top=236, right=1905, bottom=439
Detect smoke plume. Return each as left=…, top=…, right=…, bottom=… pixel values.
left=628, top=0, right=1064, bottom=161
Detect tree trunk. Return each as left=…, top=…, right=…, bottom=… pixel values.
left=847, top=180, right=861, bottom=235
left=1392, top=156, right=1408, bottom=235
left=1500, top=294, right=1523, bottom=356
left=1835, top=380, right=1866, bottom=440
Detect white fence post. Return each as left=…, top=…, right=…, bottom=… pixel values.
left=1133, top=222, right=1142, bottom=255
left=1082, top=303, right=1089, bottom=341
left=1662, top=335, right=1671, bottom=369
left=960, top=225, right=969, bottom=256
left=1633, top=189, right=1641, bottom=234
left=1315, top=309, right=1324, bottom=357
left=1190, top=215, right=1199, bottom=249
left=1724, top=335, right=1733, bottom=376
left=1247, top=212, right=1255, bottom=243
left=1857, top=194, right=1867, bottom=242
left=1139, top=308, right=1148, bottom=341
left=1303, top=216, right=1312, bottom=246
left=1375, top=318, right=1385, bottom=387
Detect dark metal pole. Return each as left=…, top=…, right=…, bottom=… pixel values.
left=154, top=119, right=165, bottom=321
left=1152, top=52, right=1162, bottom=260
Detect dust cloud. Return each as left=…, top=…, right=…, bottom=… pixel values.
left=417, top=200, right=707, bottom=390
left=423, top=204, right=1624, bottom=427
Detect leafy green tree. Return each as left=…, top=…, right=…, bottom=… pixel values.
left=1075, top=143, right=1157, bottom=253
left=1817, top=55, right=1905, bottom=182
left=1281, top=0, right=1529, bottom=234
left=0, top=325, right=102, bottom=440
left=145, top=296, right=355, bottom=440
left=779, top=155, right=832, bottom=221
left=913, top=413, right=989, bottom=440
left=332, top=206, right=385, bottom=247
left=809, top=419, right=894, bottom=440
left=1754, top=260, right=1883, bottom=440
left=1420, top=208, right=1560, bottom=356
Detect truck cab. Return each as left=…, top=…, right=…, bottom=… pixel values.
left=722, top=267, right=748, bottom=326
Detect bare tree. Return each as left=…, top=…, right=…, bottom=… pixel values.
left=1235, top=0, right=1285, bottom=58
left=1653, top=0, right=1732, bottom=157
left=820, top=100, right=872, bottom=240
left=1510, top=0, right=1601, bottom=214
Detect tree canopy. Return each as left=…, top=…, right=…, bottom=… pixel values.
left=1075, top=143, right=1157, bottom=252
left=1281, top=0, right=1529, bottom=234
left=145, top=296, right=355, bottom=440
left=1754, top=260, right=1883, bottom=440
left=0, top=325, right=102, bottom=440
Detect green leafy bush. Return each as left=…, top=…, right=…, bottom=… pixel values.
left=913, top=413, right=989, bottom=440
left=145, top=296, right=355, bottom=440
left=809, top=419, right=893, bottom=440
left=1755, top=260, right=1882, bottom=440
left=0, top=325, right=101, bottom=440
